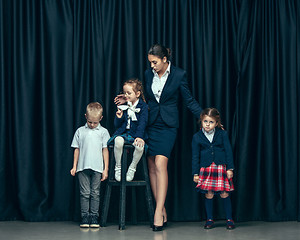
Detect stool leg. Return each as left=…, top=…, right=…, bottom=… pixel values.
left=119, top=183, right=126, bottom=230
left=119, top=147, right=128, bottom=230
left=101, top=183, right=112, bottom=227
left=142, top=153, right=154, bottom=227
left=101, top=148, right=115, bottom=227
left=131, top=187, right=137, bottom=224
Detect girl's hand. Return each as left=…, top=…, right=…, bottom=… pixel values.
left=116, top=109, right=123, bottom=118
left=133, top=138, right=145, bottom=147
left=226, top=170, right=234, bottom=179
left=114, top=94, right=126, bottom=105
left=193, top=175, right=199, bottom=183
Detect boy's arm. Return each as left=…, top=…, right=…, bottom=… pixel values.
left=101, top=147, right=109, bottom=181
left=70, top=148, right=79, bottom=176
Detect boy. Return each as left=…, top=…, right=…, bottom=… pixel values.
left=70, top=102, right=110, bottom=228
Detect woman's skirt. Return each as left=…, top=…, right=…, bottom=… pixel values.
left=196, top=162, right=234, bottom=193
left=146, top=115, right=177, bottom=159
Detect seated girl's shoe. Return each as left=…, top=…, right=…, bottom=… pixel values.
left=115, top=166, right=121, bottom=181
left=204, top=219, right=214, bottom=229
left=126, top=167, right=136, bottom=181
left=226, top=219, right=235, bottom=230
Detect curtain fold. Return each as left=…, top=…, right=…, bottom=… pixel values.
left=0, top=0, right=299, bottom=222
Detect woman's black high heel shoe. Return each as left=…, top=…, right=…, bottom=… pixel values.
left=152, top=217, right=164, bottom=231
left=152, top=224, right=163, bottom=231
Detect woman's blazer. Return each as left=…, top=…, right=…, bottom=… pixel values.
left=144, top=65, right=202, bottom=128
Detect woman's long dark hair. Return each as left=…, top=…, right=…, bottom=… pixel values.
left=148, top=44, right=172, bottom=61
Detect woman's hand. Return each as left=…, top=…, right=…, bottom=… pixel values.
left=116, top=109, right=123, bottom=118
left=133, top=137, right=145, bottom=147
left=114, top=94, right=126, bottom=105
left=226, top=170, right=234, bottom=179
left=193, top=175, right=199, bottom=183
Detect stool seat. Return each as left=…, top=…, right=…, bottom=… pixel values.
left=101, top=144, right=154, bottom=230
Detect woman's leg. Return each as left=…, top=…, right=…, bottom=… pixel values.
left=147, top=156, right=157, bottom=198
left=148, top=155, right=168, bottom=226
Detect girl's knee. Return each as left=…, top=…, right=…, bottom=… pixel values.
left=114, top=136, right=124, bottom=148
left=205, top=192, right=214, bottom=199
left=220, top=192, right=229, bottom=198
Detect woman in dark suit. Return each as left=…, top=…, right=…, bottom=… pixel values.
left=145, top=44, right=202, bottom=231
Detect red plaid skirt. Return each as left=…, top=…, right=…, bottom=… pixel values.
left=196, top=162, right=234, bottom=193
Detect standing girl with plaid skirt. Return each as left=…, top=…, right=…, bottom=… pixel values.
left=192, top=108, right=235, bottom=230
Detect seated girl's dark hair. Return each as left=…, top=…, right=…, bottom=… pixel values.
left=198, top=108, right=224, bottom=130
left=148, top=44, right=172, bottom=61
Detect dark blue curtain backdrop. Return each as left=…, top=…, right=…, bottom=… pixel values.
left=0, top=0, right=299, bottom=222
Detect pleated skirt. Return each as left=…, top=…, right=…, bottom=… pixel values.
left=196, top=162, right=234, bottom=193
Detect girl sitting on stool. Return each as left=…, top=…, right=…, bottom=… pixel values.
left=108, top=78, right=148, bottom=182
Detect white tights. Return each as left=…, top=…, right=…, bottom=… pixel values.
left=114, top=136, right=144, bottom=170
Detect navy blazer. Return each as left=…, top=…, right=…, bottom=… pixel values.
left=113, top=100, right=148, bottom=140
left=144, top=65, right=202, bottom=128
left=191, top=128, right=234, bottom=175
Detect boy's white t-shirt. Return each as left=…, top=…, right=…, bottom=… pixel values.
left=71, top=123, right=110, bottom=173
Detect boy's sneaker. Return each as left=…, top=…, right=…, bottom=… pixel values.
left=226, top=219, right=235, bottom=230
left=90, top=215, right=100, bottom=228
left=80, top=215, right=90, bottom=228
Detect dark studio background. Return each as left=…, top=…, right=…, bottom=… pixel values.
left=0, top=0, right=299, bottom=222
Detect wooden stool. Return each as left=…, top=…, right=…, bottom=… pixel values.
left=101, top=144, right=154, bottom=230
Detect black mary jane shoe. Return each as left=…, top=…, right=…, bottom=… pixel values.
left=204, top=219, right=214, bottom=229
left=226, top=219, right=235, bottom=230
left=163, top=221, right=168, bottom=227
left=152, top=224, right=163, bottom=232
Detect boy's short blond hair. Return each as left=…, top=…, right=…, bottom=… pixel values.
left=86, top=102, right=103, bottom=118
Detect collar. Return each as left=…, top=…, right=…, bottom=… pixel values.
left=202, top=128, right=215, bottom=135
left=152, top=61, right=171, bottom=77
left=85, top=123, right=101, bottom=130
left=128, top=99, right=139, bottom=107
